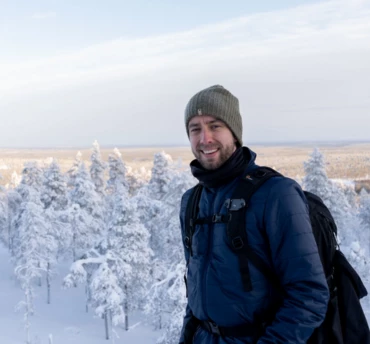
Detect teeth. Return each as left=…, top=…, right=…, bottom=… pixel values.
left=203, top=149, right=217, bottom=154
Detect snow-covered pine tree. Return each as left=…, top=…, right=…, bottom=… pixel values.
left=302, top=148, right=351, bottom=242
left=42, top=159, right=68, bottom=211
left=6, top=187, right=22, bottom=252
left=41, top=159, right=71, bottom=302
left=147, top=151, right=175, bottom=201
left=9, top=170, right=22, bottom=189
left=89, top=262, right=125, bottom=339
left=67, top=151, right=82, bottom=188
left=359, top=189, right=370, bottom=230
left=0, top=184, right=8, bottom=247
left=152, top=170, right=195, bottom=263
left=341, top=181, right=358, bottom=209
left=17, top=162, right=44, bottom=197
left=105, top=148, right=129, bottom=224
left=90, top=140, right=106, bottom=197
left=108, top=183, right=152, bottom=331
left=64, top=250, right=125, bottom=339
left=64, top=183, right=152, bottom=335
left=69, top=162, right=104, bottom=261
left=126, top=166, right=151, bottom=195
left=145, top=169, right=195, bottom=336
left=13, top=186, right=56, bottom=343
left=302, top=148, right=332, bottom=200
left=15, top=162, right=47, bottom=287
left=359, top=190, right=370, bottom=253
left=106, top=148, right=128, bottom=195
left=154, top=262, right=187, bottom=344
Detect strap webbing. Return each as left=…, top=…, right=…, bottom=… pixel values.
left=227, top=167, right=282, bottom=291
left=184, top=184, right=203, bottom=259
left=184, top=167, right=283, bottom=293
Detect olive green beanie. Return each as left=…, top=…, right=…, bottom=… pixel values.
left=184, top=85, right=243, bottom=146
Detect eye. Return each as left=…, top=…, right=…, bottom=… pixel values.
left=190, top=128, right=200, bottom=133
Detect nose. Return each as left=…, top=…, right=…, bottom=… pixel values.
left=200, top=128, right=213, bottom=144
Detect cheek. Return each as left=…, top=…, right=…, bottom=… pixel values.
left=189, top=137, right=198, bottom=150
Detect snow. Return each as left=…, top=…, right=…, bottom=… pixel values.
left=1, top=145, right=369, bottom=344
left=0, top=246, right=159, bottom=344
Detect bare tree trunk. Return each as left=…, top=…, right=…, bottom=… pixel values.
left=124, top=285, right=129, bottom=331
left=38, top=262, right=42, bottom=287
left=47, top=262, right=51, bottom=304
left=25, top=287, right=31, bottom=344
left=85, top=283, right=89, bottom=313
left=104, top=310, right=110, bottom=340
left=72, top=231, right=76, bottom=262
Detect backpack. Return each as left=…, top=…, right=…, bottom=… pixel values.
left=184, top=166, right=370, bottom=344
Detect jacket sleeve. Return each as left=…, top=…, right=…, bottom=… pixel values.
left=257, top=178, right=330, bottom=344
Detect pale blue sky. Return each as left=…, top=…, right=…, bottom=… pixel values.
left=0, top=0, right=369, bottom=147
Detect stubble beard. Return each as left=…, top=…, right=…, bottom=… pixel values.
left=193, top=142, right=236, bottom=170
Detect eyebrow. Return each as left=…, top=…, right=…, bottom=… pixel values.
left=188, top=119, right=222, bottom=129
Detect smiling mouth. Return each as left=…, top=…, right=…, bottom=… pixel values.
left=201, top=148, right=218, bottom=155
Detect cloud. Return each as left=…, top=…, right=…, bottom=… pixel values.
left=1, top=0, right=369, bottom=97
left=31, top=11, right=56, bottom=20
left=0, top=0, right=370, bottom=147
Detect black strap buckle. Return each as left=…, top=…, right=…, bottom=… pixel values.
left=184, top=236, right=190, bottom=248
left=212, top=214, right=222, bottom=222
left=226, top=199, right=246, bottom=211
left=207, top=321, right=221, bottom=336
left=232, top=236, right=244, bottom=250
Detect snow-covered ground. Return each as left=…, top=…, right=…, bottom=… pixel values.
left=0, top=246, right=160, bottom=344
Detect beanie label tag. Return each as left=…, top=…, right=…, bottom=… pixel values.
left=197, top=109, right=203, bottom=116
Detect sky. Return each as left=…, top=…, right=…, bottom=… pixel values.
left=0, top=0, right=370, bottom=148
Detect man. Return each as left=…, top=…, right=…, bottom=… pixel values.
left=179, top=85, right=329, bottom=344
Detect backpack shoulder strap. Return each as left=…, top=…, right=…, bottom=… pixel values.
left=227, top=166, right=282, bottom=292
left=184, top=184, right=203, bottom=260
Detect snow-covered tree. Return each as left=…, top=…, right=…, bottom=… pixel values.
left=126, top=166, right=151, bottom=195
left=145, top=169, right=195, bottom=335
left=17, top=162, right=44, bottom=197
left=41, top=159, right=71, bottom=295
left=107, top=183, right=152, bottom=330
left=152, top=170, right=195, bottom=263
left=302, top=148, right=332, bottom=200
left=106, top=148, right=128, bottom=195
left=302, top=148, right=351, bottom=241
left=105, top=148, right=129, bottom=224
left=42, top=159, right=68, bottom=211
left=5, top=188, right=22, bottom=252
left=7, top=170, right=22, bottom=189
left=0, top=191, right=8, bottom=248
left=13, top=186, right=56, bottom=342
left=90, top=140, right=106, bottom=197
left=90, top=262, right=125, bottom=339
left=154, top=262, right=187, bottom=344
left=359, top=189, right=370, bottom=230
left=69, top=162, right=104, bottom=261
left=67, top=151, right=82, bottom=188
left=147, top=151, right=175, bottom=200
left=65, top=183, right=152, bottom=336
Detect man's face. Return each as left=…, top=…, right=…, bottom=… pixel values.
left=188, top=115, right=237, bottom=170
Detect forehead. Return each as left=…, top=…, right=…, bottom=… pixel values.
left=188, top=114, right=221, bottom=127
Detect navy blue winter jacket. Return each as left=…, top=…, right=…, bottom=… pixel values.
left=179, top=147, right=329, bottom=344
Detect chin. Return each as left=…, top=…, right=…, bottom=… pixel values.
left=201, top=160, right=221, bottom=170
